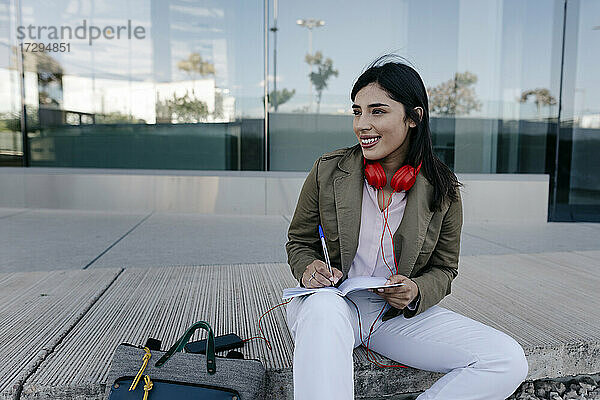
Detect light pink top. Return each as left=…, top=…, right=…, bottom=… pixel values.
left=348, top=178, right=419, bottom=310
left=348, top=179, right=407, bottom=279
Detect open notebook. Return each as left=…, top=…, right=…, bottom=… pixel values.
left=282, top=276, right=405, bottom=300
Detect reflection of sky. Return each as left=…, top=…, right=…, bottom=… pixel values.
left=279, top=0, right=600, bottom=116
left=1, top=0, right=598, bottom=118
left=10, top=0, right=264, bottom=115
left=272, top=0, right=574, bottom=116
left=573, top=0, right=600, bottom=115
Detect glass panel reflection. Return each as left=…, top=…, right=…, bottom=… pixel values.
left=0, top=0, right=22, bottom=166
left=18, top=0, right=263, bottom=170
left=268, top=0, right=562, bottom=174
left=553, top=0, right=600, bottom=221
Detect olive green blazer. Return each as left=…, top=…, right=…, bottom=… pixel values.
left=286, top=144, right=463, bottom=321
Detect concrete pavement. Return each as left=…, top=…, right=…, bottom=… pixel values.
left=2, top=207, right=600, bottom=273
left=1, top=207, right=599, bottom=399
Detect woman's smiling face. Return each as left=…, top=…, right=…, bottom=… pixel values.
left=352, top=82, right=416, bottom=163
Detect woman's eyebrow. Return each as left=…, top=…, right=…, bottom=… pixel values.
left=351, top=103, right=390, bottom=109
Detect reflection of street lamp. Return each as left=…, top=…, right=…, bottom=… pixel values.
left=296, top=18, right=324, bottom=112
left=270, top=0, right=279, bottom=111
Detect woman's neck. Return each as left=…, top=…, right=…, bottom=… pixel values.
left=379, top=149, right=408, bottom=182
left=378, top=136, right=410, bottom=179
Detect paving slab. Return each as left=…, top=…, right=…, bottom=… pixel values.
left=580, top=223, right=600, bottom=231
left=0, top=209, right=148, bottom=272
left=573, top=250, right=600, bottom=265
left=3, top=208, right=599, bottom=274
left=459, top=231, right=515, bottom=256
left=0, top=268, right=122, bottom=400
left=462, top=222, right=600, bottom=254
left=22, top=252, right=600, bottom=399
left=90, top=213, right=289, bottom=268
left=0, top=207, right=29, bottom=219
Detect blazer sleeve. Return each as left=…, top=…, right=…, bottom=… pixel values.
left=286, top=157, right=323, bottom=285
left=402, top=189, right=463, bottom=319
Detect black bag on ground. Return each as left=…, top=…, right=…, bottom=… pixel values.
left=104, top=321, right=266, bottom=400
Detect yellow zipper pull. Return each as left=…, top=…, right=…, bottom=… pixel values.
left=142, top=375, right=153, bottom=400
left=129, top=347, right=151, bottom=391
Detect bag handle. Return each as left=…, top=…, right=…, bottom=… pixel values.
left=154, top=321, right=216, bottom=374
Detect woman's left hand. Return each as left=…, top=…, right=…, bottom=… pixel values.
left=371, top=274, right=419, bottom=309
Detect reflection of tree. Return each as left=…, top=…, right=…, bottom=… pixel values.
left=155, top=52, right=218, bottom=123
left=0, top=112, right=20, bottom=131
left=428, top=71, right=482, bottom=116
left=177, top=53, right=215, bottom=78
left=0, top=109, right=38, bottom=131
left=305, top=51, right=338, bottom=114
left=519, top=88, right=556, bottom=119
left=264, top=88, right=295, bottom=111
left=157, top=91, right=209, bottom=123
left=291, top=105, right=310, bottom=113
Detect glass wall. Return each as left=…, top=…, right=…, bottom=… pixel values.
left=268, top=0, right=562, bottom=174
left=1, top=0, right=264, bottom=170
left=1, top=0, right=599, bottom=220
left=552, top=0, right=600, bottom=221
left=267, top=0, right=599, bottom=221
left=0, top=0, right=22, bottom=167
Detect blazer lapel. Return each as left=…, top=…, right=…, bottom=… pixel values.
left=393, top=172, right=435, bottom=278
left=333, top=145, right=363, bottom=279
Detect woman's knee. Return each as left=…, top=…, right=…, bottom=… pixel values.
left=482, top=334, right=529, bottom=383
left=509, top=339, right=529, bottom=382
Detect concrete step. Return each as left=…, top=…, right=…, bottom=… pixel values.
left=10, top=251, right=600, bottom=399
left=0, top=268, right=122, bottom=400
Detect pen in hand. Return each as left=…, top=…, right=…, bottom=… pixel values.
left=318, top=225, right=334, bottom=285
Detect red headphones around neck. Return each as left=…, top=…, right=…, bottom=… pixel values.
left=363, top=158, right=422, bottom=192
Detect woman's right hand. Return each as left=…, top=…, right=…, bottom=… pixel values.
left=301, top=260, right=343, bottom=288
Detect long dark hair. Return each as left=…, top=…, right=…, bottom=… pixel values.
left=351, top=54, right=462, bottom=212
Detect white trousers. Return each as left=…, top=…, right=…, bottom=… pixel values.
left=286, top=290, right=529, bottom=400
